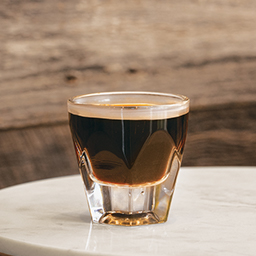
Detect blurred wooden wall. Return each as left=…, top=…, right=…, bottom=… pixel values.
left=0, top=0, right=256, bottom=188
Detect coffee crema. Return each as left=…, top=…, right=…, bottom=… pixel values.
left=67, top=92, right=189, bottom=121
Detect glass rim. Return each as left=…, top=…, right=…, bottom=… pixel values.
left=67, top=91, right=189, bottom=120
left=68, top=91, right=189, bottom=108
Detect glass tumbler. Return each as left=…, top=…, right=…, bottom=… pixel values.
left=68, top=91, right=189, bottom=226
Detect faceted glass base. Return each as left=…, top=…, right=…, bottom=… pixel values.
left=79, top=154, right=180, bottom=226
left=99, top=212, right=161, bottom=226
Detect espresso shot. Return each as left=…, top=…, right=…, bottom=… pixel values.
left=69, top=112, right=188, bottom=186
left=68, top=92, right=189, bottom=226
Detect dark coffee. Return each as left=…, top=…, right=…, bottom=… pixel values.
left=69, top=112, right=188, bottom=186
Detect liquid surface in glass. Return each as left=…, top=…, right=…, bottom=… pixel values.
left=69, top=103, right=188, bottom=186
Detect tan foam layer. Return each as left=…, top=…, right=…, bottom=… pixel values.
left=67, top=92, right=189, bottom=120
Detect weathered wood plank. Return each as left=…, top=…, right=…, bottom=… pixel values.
left=0, top=124, right=77, bottom=189
left=1, top=61, right=256, bottom=130
left=1, top=0, right=256, bottom=77
left=1, top=103, right=255, bottom=189
left=1, top=0, right=256, bottom=129
left=185, top=102, right=256, bottom=166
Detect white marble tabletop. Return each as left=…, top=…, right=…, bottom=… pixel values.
left=0, top=167, right=255, bottom=256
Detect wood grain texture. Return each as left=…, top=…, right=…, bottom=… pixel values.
left=1, top=0, right=256, bottom=130
left=0, top=124, right=77, bottom=189
left=185, top=102, right=256, bottom=166
left=1, top=61, right=256, bottom=130
left=0, top=0, right=255, bottom=188
left=1, top=103, right=255, bottom=189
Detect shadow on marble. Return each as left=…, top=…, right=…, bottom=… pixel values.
left=52, top=212, right=91, bottom=224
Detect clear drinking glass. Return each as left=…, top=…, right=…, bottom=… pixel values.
left=68, top=91, right=189, bottom=226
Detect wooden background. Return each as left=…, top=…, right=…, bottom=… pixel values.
left=0, top=0, right=256, bottom=189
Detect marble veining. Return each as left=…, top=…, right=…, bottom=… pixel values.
left=0, top=167, right=256, bottom=256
